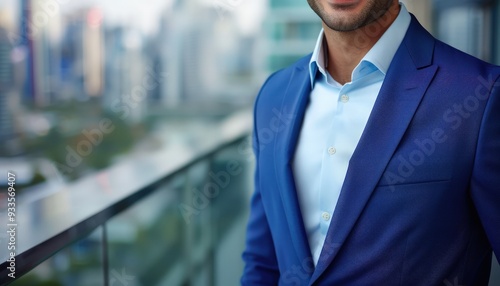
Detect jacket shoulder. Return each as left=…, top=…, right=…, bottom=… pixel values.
left=258, top=54, right=312, bottom=94
left=254, top=53, right=311, bottom=112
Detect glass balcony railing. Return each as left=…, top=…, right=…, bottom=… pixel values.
left=0, top=110, right=253, bottom=286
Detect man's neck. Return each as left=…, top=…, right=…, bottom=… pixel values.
left=323, top=2, right=401, bottom=85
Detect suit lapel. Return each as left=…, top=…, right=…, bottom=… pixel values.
left=274, top=63, right=314, bottom=266
left=310, top=16, right=438, bottom=284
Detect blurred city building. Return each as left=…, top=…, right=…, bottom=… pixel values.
left=159, top=0, right=260, bottom=107
left=264, top=0, right=321, bottom=72
left=0, top=0, right=262, bottom=184
left=432, top=0, right=500, bottom=64
left=0, top=27, right=15, bottom=146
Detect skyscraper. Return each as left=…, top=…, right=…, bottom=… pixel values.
left=19, top=0, right=36, bottom=104
left=60, top=7, right=105, bottom=101
left=83, top=8, right=104, bottom=98
left=0, top=27, right=16, bottom=151
left=17, top=0, right=63, bottom=106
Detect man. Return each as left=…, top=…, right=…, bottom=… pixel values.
left=241, top=0, right=500, bottom=285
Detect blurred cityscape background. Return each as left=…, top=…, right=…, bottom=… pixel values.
left=0, top=0, right=499, bottom=285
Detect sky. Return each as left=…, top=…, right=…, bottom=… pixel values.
left=0, top=0, right=267, bottom=36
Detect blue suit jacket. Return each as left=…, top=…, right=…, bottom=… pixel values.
left=242, top=16, right=500, bottom=286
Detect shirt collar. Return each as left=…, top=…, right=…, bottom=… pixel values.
left=309, top=3, right=411, bottom=86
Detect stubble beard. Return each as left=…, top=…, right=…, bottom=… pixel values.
left=307, top=0, right=394, bottom=32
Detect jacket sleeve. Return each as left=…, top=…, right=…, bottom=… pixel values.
left=241, top=78, right=280, bottom=285
left=470, top=71, right=500, bottom=262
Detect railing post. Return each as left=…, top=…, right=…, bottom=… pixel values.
left=102, top=224, right=109, bottom=286
left=207, top=155, right=216, bottom=286
left=182, top=171, right=193, bottom=285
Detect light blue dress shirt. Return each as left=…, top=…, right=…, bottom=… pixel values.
left=292, top=3, right=411, bottom=265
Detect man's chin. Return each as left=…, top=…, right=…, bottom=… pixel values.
left=321, top=12, right=368, bottom=32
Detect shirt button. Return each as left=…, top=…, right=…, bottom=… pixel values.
left=341, top=94, right=349, bottom=103
left=328, top=147, right=336, bottom=155
left=322, top=212, right=331, bottom=221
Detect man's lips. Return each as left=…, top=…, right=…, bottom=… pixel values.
left=326, top=0, right=360, bottom=8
